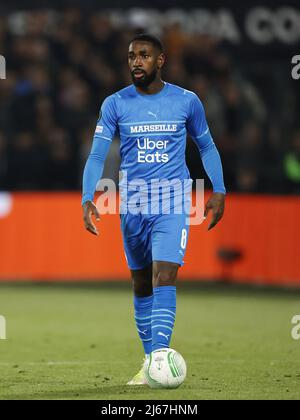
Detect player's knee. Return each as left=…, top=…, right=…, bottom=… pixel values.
left=133, top=279, right=153, bottom=297
left=153, top=262, right=179, bottom=287
left=153, top=271, right=176, bottom=287
left=131, top=266, right=153, bottom=297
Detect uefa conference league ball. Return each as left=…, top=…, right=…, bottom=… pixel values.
left=144, top=348, right=187, bottom=389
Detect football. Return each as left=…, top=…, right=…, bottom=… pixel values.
left=144, top=348, right=187, bottom=389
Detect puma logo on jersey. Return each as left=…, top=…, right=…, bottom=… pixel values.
left=148, top=111, right=158, bottom=119
left=158, top=331, right=170, bottom=341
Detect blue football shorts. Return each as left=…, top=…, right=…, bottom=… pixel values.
left=120, top=209, right=190, bottom=270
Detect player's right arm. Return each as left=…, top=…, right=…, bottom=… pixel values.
left=82, top=95, right=118, bottom=236
left=186, top=93, right=226, bottom=230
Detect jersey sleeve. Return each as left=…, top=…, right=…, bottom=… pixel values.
left=81, top=95, right=118, bottom=205
left=186, top=94, right=226, bottom=194
left=95, top=95, right=118, bottom=140
left=186, top=94, right=209, bottom=140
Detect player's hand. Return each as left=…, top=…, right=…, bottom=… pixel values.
left=204, top=193, right=225, bottom=231
left=82, top=201, right=100, bottom=236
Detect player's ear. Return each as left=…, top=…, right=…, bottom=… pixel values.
left=157, top=53, right=165, bottom=69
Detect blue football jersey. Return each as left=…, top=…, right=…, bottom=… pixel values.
left=82, top=81, right=225, bottom=206
left=97, top=82, right=207, bottom=186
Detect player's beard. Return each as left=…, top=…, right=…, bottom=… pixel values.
left=131, top=68, right=157, bottom=88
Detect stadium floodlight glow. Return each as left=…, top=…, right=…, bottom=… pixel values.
left=0, top=55, right=6, bottom=80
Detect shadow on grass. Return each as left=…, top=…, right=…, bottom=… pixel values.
left=3, top=385, right=159, bottom=400
left=3, top=383, right=189, bottom=400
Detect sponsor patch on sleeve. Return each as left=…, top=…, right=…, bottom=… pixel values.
left=95, top=125, right=104, bottom=134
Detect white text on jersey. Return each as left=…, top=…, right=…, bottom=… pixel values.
left=130, top=124, right=177, bottom=134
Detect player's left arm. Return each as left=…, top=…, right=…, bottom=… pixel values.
left=186, top=94, right=226, bottom=230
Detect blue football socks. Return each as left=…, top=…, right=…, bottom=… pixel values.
left=151, top=286, right=176, bottom=352
left=134, top=294, right=153, bottom=356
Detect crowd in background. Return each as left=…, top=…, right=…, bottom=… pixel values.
left=0, top=8, right=300, bottom=194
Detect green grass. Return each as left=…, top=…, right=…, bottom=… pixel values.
left=0, top=283, right=300, bottom=400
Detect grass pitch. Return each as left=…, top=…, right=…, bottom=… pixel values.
left=0, top=282, right=299, bottom=400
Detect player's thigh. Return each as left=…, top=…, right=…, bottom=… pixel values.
left=120, top=213, right=152, bottom=271
left=151, top=212, right=190, bottom=267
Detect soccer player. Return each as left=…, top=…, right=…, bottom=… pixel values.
left=82, top=34, right=225, bottom=385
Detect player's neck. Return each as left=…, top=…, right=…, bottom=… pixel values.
left=136, top=79, right=165, bottom=95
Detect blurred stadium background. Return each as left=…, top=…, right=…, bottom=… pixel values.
left=0, top=0, right=300, bottom=401
left=0, top=0, right=299, bottom=285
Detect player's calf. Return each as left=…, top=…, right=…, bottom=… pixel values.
left=132, top=264, right=153, bottom=357
left=151, top=261, right=179, bottom=352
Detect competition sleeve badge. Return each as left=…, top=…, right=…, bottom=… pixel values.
left=95, top=110, right=104, bottom=134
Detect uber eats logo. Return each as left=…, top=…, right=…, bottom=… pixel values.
left=137, top=138, right=169, bottom=163
left=0, top=55, right=6, bottom=80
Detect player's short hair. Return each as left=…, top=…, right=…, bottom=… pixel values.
left=130, top=33, right=164, bottom=53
